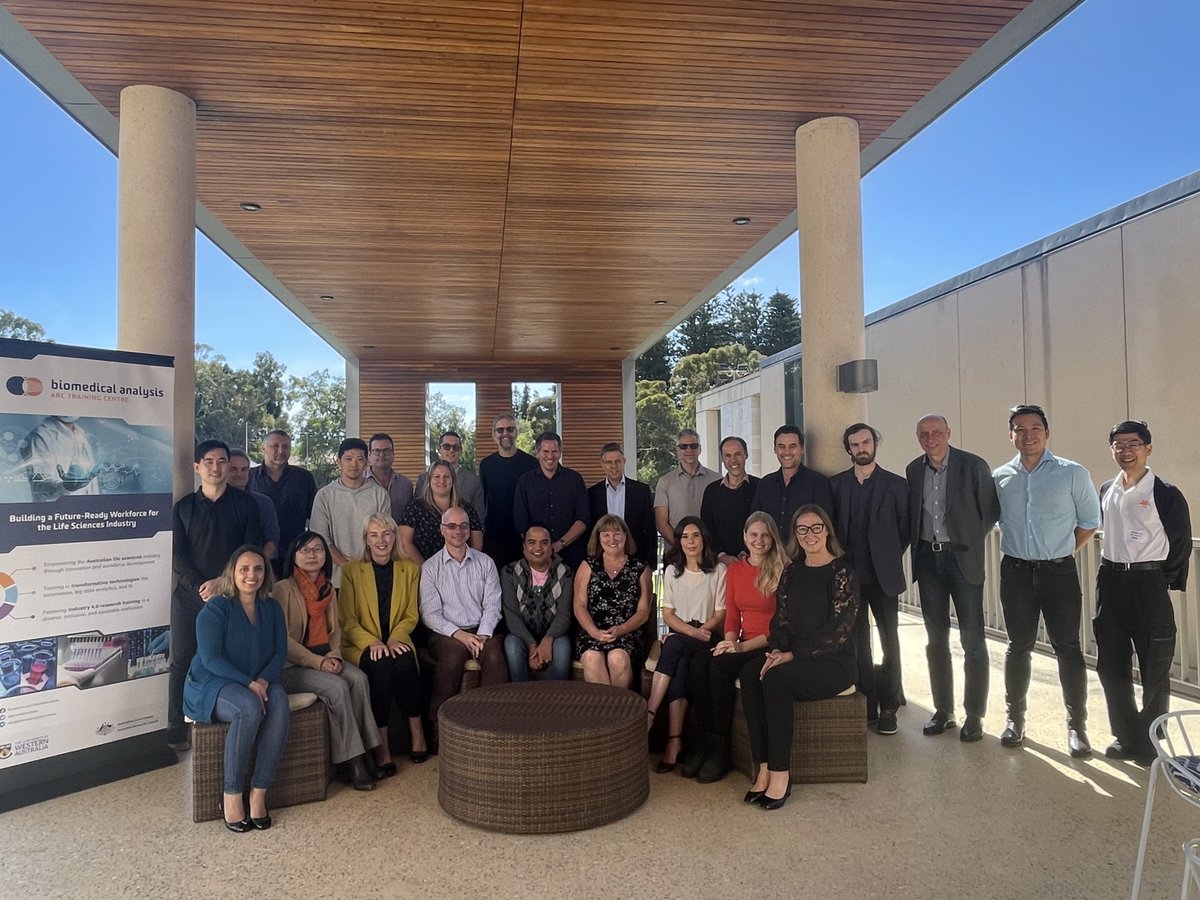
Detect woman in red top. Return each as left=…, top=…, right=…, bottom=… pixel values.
left=693, top=511, right=788, bottom=782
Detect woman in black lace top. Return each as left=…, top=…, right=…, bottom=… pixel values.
left=740, top=504, right=859, bottom=810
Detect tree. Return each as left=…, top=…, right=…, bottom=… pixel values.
left=426, top=391, right=476, bottom=470
left=287, top=368, right=346, bottom=485
left=193, top=345, right=289, bottom=456
left=669, top=343, right=763, bottom=425
left=0, top=310, right=48, bottom=341
left=636, top=336, right=674, bottom=383
left=759, top=290, right=801, bottom=356
left=674, top=301, right=730, bottom=358
left=717, top=289, right=764, bottom=352
left=634, top=380, right=681, bottom=487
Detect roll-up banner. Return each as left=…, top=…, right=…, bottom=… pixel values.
left=0, top=338, right=177, bottom=809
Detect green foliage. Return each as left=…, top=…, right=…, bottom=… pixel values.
left=670, top=343, right=763, bottom=425
left=674, top=301, right=731, bottom=358
left=0, top=310, right=49, bottom=341
left=426, top=391, right=476, bottom=470
left=636, top=336, right=674, bottom=383
left=286, top=368, right=346, bottom=485
left=194, top=345, right=290, bottom=456
left=634, top=380, right=681, bottom=486
left=759, top=290, right=802, bottom=356
left=511, top=383, right=558, bottom=454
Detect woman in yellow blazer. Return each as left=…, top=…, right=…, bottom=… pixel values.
left=338, top=514, right=429, bottom=774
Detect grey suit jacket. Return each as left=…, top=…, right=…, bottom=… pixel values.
left=905, top=446, right=1000, bottom=585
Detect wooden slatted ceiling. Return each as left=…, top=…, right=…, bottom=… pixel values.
left=6, top=0, right=1030, bottom=360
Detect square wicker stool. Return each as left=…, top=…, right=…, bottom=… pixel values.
left=731, top=688, right=868, bottom=783
left=438, top=681, right=648, bottom=833
left=190, top=693, right=333, bottom=823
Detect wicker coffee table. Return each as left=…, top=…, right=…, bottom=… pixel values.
left=437, top=681, right=648, bottom=833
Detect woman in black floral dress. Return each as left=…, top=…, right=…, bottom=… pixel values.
left=574, top=514, right=651, bottom=690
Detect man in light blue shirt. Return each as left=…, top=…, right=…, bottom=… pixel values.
left=993, top=404, right=1101, bottom=757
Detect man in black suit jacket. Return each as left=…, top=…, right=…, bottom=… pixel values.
left=830, top=423, right=910, bottom=734
left=589, top=442, right=657, bottom=569
left=905, top=414, right=999, bottom=743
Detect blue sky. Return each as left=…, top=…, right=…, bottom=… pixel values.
left=2, top=0, right=1198, bottom=397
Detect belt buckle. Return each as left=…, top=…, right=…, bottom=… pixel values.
left=1113, top=561, right=1133, bottom=572
left=930, top=541, right=948, bottom=552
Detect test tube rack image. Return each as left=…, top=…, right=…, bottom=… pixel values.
left=0, top=637, right=59, bottom=696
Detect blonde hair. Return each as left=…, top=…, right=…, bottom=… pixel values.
left=421, top=460, right=462, bottom=511
left=360, top=513, right=403, bottom=563
left=743, top=511, right=787, bottom=597
left=783, top=505, right=844, bottom=560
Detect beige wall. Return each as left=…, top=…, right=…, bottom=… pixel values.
left=698, top=190, right=1200, bottom=526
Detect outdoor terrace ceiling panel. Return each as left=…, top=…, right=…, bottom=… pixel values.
left=5, top=0, right=1033, bottom=361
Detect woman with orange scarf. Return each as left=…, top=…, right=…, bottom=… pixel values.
left=274, top=530, right=383, bottom=791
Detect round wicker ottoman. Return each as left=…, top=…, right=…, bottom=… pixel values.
left=437, top=681, right=648, bottom=833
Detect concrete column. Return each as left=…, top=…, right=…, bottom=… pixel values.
left=795, top=116, right=868, bottom=475
left=621, top=356, right=637, bottom=477
left=116, top=85, right=196, bottom=499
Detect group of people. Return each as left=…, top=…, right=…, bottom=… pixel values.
left=171, top=405, right=1189, bottom=826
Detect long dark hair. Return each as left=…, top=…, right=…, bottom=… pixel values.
left=663, top=516, right=718, bottom=577
left=282, top=530, right=334, bottom=593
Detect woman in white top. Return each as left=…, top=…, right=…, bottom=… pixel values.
left=646, top=516, right=726, bottom=774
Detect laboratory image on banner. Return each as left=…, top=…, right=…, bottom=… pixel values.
left=0, top=338, right=173, bottom=788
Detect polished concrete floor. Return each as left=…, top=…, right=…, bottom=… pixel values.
left=5, top=613, right=1199, bottom=900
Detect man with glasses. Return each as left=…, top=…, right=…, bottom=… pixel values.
left=1096, top=420, right=1190, bottom=765
left=993, top=404, right=1101, bottom=757
left=364, top=432, right=414, bottom=523
left=251, top=429, right=318, bottom=577
left=829, top=423, right=910, bottom=733
left=589, top=441, right=657, bottom=568
left=654, top=428, right=720, bottom=550
left=514, top=431, right=590, bottom=569
left=479, top=412, right=538, bottom=568
left=751, top=425, right=832, bottom=535
left=420, top=506, right=507, bottom=722
left=415, top=430, right=486, bottom=519
left=905, top=414, right=999, bottom=743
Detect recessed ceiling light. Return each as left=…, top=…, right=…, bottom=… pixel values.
left=731, top=216, right=751, bottom=226
left=319, top=295, right=335, bottom=302
left=653, top=299, right=669, bottom=306
left=239, top=202, right=262, bottom=212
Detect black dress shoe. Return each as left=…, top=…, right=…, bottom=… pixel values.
left=1068, top=727, right=1092, bottom=758
left=363, top=755, right=386, bottom=780
left=349, top=756, right=376, bottom=791
left=656, top=735, right=682, bottom=774
left=679, top=742, right=707, bottom=779
left=219, top=799, right=252, bottom=833
left=922, top=712, right=957, bottom=736
left=760, top=783, right=792, bottom=811
left=1105, top=740, right=1134, bottom=760
left=380, top=761, right=398, bottom=778
left=409, top=750, right=430, bottom=764
left=250, top=814, right=272, bottom=830
left=1000, top=721, right=1025, bottom=748
left=744, top=788, right=767, bottom=804
left=959, top=716, right=983, bottom=743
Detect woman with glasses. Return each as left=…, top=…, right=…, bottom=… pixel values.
left=693, top=510, right=787, bottom=783
left=274, top=530, right=383, bottom=791
left=183, top=545, right=288, bottom=832
left=399, top=459, right=483, bottom=564
left=740, top=505, right=859, bottom=811
left=339, top=514, right=429, bottom=774
left=574, top=514, right=651, bottom=690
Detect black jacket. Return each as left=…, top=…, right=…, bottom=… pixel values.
left=1100, top=474, right=1191, bottom=591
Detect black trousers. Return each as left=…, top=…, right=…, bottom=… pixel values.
left=740, top=654, right=855, bottom=771
left=357, top=649, right=425, bottom=726
left=999, top=556, right=1087, bottom=727
left=1094, top=565, right=1176, bottom=754
left=854, top=582, right=902, bottom=714
left=656, top=632, right=718, bottom=713
left=709, top=648, right=766, bottom=739
left=168, top=592, right=203, bottom=736
left=916, top=546, right=989, bottom=718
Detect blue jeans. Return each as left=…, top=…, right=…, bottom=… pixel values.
left=213, top=681, right=290, bottom=794
left=504, top=634, right=572, bottom=682
left=916, top=546, right=989, bottom=718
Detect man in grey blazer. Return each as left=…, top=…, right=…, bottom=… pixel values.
left=905, top=414, right=1000, bottom=742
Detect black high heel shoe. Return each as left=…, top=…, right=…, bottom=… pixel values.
left=760, top=782, right=792, bottom=811
left=656, top=734, right=683, bottom=774
left=409, top=749, right=430, bottom=764
left=744, top=788, right=767, bottom=804
left=249, top=813, right=272, bottom=831
left=219, top=799, right=252, bottom=833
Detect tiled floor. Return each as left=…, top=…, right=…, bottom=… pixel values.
left=4, top=613, right=1197, bottom=899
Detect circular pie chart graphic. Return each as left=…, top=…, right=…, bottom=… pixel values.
left=0, top=572, right=17, bottom=620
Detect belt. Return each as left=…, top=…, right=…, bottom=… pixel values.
left=920, top=540, right=965, bottom=553
left=1101, top=559, right=1164, bottom=573
left=1004, top=555, right=1074, bottom=568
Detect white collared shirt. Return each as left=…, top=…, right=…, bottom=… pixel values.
left=1101, top=468, right=1169, bottom=563
left=605, top=476, right=627, bottom=519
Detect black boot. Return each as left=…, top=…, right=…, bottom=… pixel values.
left=349, top=755, right=376, bottom=791
left=696, top=735, right=732, bottom=784
left=679, top=733, right=708, bottom=779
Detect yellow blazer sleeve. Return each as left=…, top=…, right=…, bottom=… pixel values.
left=390, top=559, right=421, bottom=654
left=338, top=562, right=379, bottom=667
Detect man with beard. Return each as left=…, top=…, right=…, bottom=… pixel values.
left=479, top=412, right=538, bottom=568
left=829, top=423, right=910, bottom=733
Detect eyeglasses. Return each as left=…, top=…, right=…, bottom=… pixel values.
left=441, top=522, right=470, bottom=531
left=439, top=443, right=462, bottom=452
left=1111, top=441, right=1147, bottom=452
left=296, top=545, right=325, bottom=555
left=495, top=426, right=516, bottom=434
left=677, top=442, right=700, bottom=451
left=369, top=447, right=393, bottom=455
left=794, top=523, right=826, bottom=535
